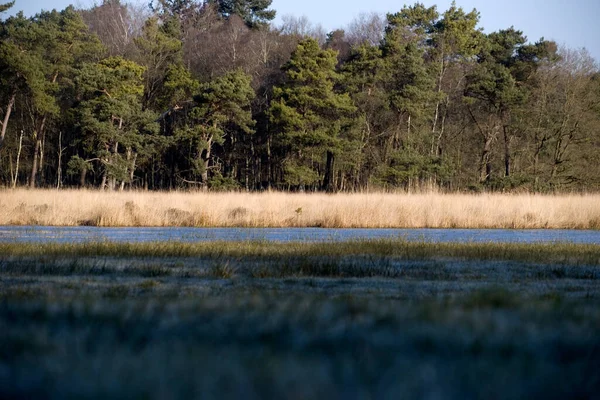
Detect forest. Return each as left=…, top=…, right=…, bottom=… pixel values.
left=0, top=0, right=599, bottom=192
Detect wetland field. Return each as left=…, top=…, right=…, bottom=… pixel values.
left=2, top=190, right=600, bottom=398
left=1, top=240, right=600, bottom=399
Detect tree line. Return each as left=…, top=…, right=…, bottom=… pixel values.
left=1, top=0, right=599, bottom=192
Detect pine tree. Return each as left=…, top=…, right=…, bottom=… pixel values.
left=27, top=7, right=104, bottom=187
left=212, top=0, right=275, bottom=28
left=0, top=1, right=13, bottom=15
left=342, top=43, right=392, bottom=189
left=175, top=69, right=254, bottom=189
left=134, top=16, right=192, bottom=111
left=270, top=38, right=356, bottom=191
left=72, top=57, right=158, bottom=189
left=464, top=28, right=555, bottom=184
left=0, top=12, right=50, bottom=152
left=376, top=5, right=442, bottom=188
left=429, top=2, right=482, bottom=156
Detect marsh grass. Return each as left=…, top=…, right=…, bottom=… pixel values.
left=1, top=240, right=599, bottom=285
left=1, top=279, right=599, bottom=399
left=1, top=239, right=599, bottom=399
left=2, top=189, right=600, bottom=229
left=0, top=258, right=175, bottom=278
left=1, top=240, right=598, bottom=266
left=210, top=261, right=237, bottom=278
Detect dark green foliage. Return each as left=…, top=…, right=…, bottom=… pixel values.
left=134, top=16, right=189, bottom=110
left=0, top=2, right=599, bottom=191
left=212, top=0, right=275, bottom=28
left=0, top=1, right=14, bottom=14
left=175, top=69, right=254, bottom=188
left=270, top=38, right=357, bottom=190
left=73, top=57, right=159, bottom=189
left=464, top=27, right=560, bottom=184
left=151, top=0, right=198, bottom=16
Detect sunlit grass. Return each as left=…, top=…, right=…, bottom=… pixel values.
left=2, top=188, right=600, bottom=229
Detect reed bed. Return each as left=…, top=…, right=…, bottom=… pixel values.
left=1, top=189, right=600, bottom=229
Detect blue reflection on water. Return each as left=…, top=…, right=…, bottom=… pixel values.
left=0, top=226, right=598, bottom=244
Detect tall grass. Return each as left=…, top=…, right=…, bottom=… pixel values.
left=1, top=240, right=599, bottom=266
left=2, top=189, right=600, bottom=229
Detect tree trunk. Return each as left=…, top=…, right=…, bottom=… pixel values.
left=431, top=102, right=440, bottom=155
left=245, top=155, right=249, bottom=191
left=0, top=91, right=17, bottom=151
left=80, top=167, right=87, bottom=188
left=201, top=137, right=212, bottom=191
left=12, top=131, right=23, bottom=188
left=120, top=147, right=131, bottom=191
left=30, top=137, right=42, bottom=188
left=533, top=135, right=547, bottom=177
left=108, top=141, right=119, bottom=190
left=435, top=95, right=451, bottom=157
left=201, top=159, right=209, bottom=190
left=322, top=150, right=335, bottom=192
left=503, top=125, right=511, bottom=177
left=431, top=55, right=445, bottom=156
left=267, top=134, right=272, bottom=189
left=101, top=162, right=108, bottom=190
left=468, top=107, right=497, bottom=184
left=31, top=72, right=58, bottom=186
left=479, top=133, right=494, bottom=183
left=39, top=127, right=46, bottom=184
left=57, top=131, right=63, bottom=189
left=337, top=169, right=344, bottom=192
left=129, top=152, right=137, bottom=190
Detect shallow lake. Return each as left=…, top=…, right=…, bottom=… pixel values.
left=0, top=226, right=599, bottom=244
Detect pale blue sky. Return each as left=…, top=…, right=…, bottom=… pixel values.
left=5, top=0, right=600, bottom=61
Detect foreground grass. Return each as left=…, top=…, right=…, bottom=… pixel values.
left=1, top=240, right=599, bottom=399
left=2, top=240, right=600, bottom=267
left=2, top=189, right=600, bottom=229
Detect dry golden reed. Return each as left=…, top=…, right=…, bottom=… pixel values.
left=1, top=189, right=600, bottom=229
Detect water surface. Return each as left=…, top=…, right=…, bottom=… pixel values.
left=0, top=226, right=599, bottom=244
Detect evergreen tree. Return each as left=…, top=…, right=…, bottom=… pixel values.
left=175, top=69, right=254, bottom=189
left=27, top=7, right=104, bottom=187
left=465, top=28, right=557, bottom=184
left=0, top=12, right=51, bottom=153
left=0, top=1, right=597, bottom=192
left=342, top=43, right=392, bottom=189
left=429, top=2, right=482, bottom=156
left=377, top=5, right=442, bottom=188
left=0, top=1, right=13, bottom=15
left=270, top=38, right=356, bottom=191
left=211, top=0, right=275, bottom=28
left=72, top=57, right=158, bottom=189
left=134, top=16, right=190, bottom=111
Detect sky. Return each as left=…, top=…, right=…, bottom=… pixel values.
left=5, top=0, right=600, bottom=62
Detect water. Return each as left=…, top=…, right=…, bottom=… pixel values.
left=0, top=226, right=599, bottom=244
